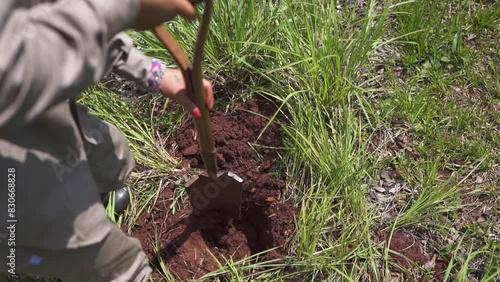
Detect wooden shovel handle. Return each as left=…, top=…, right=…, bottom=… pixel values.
left=153, top=0, right=217, bottom=176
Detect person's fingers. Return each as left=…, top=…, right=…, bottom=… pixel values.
left=159, top=68, right=213, bottom=117
left=174, top=85, right=211, bottom=118
left=203, top=79, right=214, bottom=109
left=174, top=0, right=197, bottom=20
left=173, top=89, right=198, bottom=116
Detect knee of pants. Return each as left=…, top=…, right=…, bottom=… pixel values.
left=12, top=223, right=151, bottom=282
left=89, top=121, right=136, bottom=193
left=77, top=109, right=136, bottom=193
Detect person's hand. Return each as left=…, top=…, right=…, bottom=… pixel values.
left=159, top=68, right=213, bottom=118
left=133, top=0, right=204, bottom=30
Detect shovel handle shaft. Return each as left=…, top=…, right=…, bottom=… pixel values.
left=153, top=26, right=191, bottom=71
left=190, top=0, right=217, bottom=177
left=153, top=0, right=218, bottom=177
left=189, top=63, right=218, bottom=177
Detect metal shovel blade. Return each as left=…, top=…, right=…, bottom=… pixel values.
left=186, top=171, right=243, bottom=218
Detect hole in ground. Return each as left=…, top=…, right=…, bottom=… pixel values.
left=131, top=98, right=296, bottom=281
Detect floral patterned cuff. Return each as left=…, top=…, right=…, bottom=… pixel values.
left=147, top=59, right=166, bottom=92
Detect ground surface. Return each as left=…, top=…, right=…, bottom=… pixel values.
left=131, top=99, right=295, bottom=281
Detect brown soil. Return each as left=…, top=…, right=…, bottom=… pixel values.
left=376, top=232, right=447, bottom=281
left=131, top=98, right=295, bottom=281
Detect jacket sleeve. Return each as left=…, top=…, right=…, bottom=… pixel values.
left=106, top=33, right=153, bottom=90
left=0, top=0, right=140, bottom=134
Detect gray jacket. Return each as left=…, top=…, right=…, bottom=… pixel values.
left=0, top=0, right=155, bottom=250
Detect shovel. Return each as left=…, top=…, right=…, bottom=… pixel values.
left=153, top=0, right=243, bottom=218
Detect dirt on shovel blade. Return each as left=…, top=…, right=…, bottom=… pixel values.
left=131, top=98, right=296, bottom=281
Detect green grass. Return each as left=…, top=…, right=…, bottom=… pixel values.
left=7, top=0, right=499, bottom=281
left=96, top=0, right=500, bottom=280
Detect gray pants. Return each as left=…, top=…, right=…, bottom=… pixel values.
left=2, top=104, right=151, bottom=282
left=13, top=223, right=151, bottom=282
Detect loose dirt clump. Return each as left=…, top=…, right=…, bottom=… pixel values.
left=375, top=231, right=447, bottom=281
left=132, top=98, right=295, bottom=281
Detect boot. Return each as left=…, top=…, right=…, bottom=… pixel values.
left=101, top=187, right=130, bottom=215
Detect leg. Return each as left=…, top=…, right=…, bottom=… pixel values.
left=14, top=221, right=151, bottom=282
left=75, top=104, right=135, bottom=194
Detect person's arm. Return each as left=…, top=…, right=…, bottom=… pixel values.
left=106, top=33, right=214, bottom=117
left=105, top=33, right=154, bottom=90
left=0, top=0, right=139, bottom=134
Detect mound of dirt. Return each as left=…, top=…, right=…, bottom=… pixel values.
left=132, top=99, right=295, bottom=281
left=376, top=232, right=447, bottom=281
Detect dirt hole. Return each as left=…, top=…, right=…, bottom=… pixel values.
left=131, top=98, right=296, bottom=281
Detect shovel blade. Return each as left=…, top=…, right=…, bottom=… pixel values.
left=186, top=171, right=243, bottom=218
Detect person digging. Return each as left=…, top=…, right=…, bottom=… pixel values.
left=0, top=0, right=215, bottom=281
